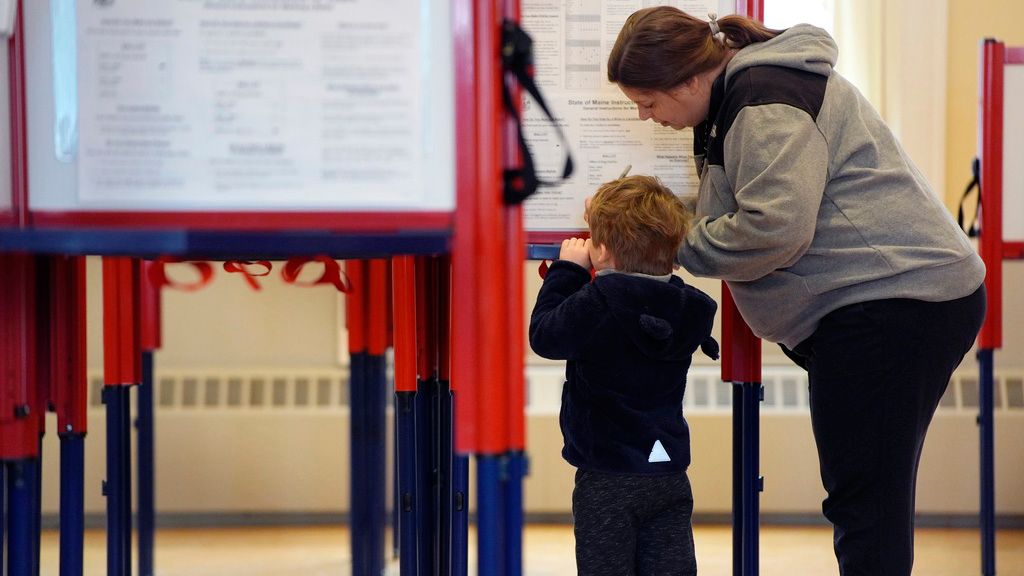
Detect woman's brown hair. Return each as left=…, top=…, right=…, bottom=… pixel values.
left=607, top=7, right=782, bottom=91
left=586, top=175, right=691, bottom=275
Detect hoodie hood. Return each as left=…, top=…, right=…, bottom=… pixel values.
left=726, top=24, right=838, bottom=86
left=592, top=273, right=717, bottom=362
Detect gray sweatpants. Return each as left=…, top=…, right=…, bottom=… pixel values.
left=572, top=469, right=697, bottom=576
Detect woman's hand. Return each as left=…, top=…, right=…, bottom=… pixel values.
left=559, top=237, right=592, bottom=269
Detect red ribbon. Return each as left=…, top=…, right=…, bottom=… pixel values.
left=281, top=256, right=351, bottom=293
left=223, top=260, right=273, bottom=291
left=147, top=257, right=215, bottom=292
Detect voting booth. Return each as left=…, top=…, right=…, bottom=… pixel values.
left=975, top=39, right=1024, bottom=576
left=1, top=1, right=530, bottom=576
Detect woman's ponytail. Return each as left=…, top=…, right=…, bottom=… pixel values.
left=608, top=7, right=782, bottom=92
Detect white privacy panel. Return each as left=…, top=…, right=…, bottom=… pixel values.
left=1005, top=62, right=1024, bottom=242
left=25, top=0, right=455, bottom=214
left=0, top=40, right=11, bottom=216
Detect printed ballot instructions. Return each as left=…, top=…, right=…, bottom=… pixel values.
left=0, top=0, right=15, bottom=36
left=74, top=0, right=454, bottom=211
left=1006, top=64, right=1024, bottom=241
left=522, top=0, right=718, bottom=232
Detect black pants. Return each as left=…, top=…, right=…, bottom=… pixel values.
left=573, top=469, right=697, bottom=576
left=785, top=286, right=986, bottom=576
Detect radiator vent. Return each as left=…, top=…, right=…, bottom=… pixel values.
left=88, top=368, right=353, bottom=411
left=86, top=366, right=1024, bottom=413
left=524, top=365, right=1024, bottom=414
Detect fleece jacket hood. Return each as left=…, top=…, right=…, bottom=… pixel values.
left=529, top=261, right=718, bottom=474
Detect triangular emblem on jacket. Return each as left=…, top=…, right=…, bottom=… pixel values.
left=648, top=439, right=671, bottom=463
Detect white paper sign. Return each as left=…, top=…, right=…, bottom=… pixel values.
left=72, top=0, right=454, bottom=211
left=1005, top=63, right=1024, bottom=242
left=522, top=0, right=719, bottom=232
left=0, top=0, right=15, bottom=37
left=0, top=41, right=10, bottom=214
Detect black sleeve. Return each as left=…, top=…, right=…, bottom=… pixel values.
left=528, top=261, right=605, bottom=361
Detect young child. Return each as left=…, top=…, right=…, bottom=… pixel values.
left=529, top=175, right=718, bottom=576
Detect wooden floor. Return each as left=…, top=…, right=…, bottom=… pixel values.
left=38, top=524, right=1024, bottom=575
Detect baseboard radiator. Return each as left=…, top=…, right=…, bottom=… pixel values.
left=33, top=365, right=1023, bottom=524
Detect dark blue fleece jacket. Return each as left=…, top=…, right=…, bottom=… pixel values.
left=529, top=260, right=718, bottom=474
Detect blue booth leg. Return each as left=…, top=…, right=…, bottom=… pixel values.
left=731, top=383, right=743, bottom=576
left=1, top=462, right=5, bottom=570
left=350, top=353, right=367, bottom=576
left=396, top=391, right=419, bottom=576
left=477, top=455, right=506, bottom=576
left=138, top=351, right=156, bottom=576
left=732, top=382, right=762, bottom=576
left=741, top=383, right=762, bottom=576
left=504, top=452, right=526, bottom=576
left=451, top=452, right=470, bottom=576
left=371, top=354, right=387, bottom=576
left=104, top=385, right=133, bottom=576
left=393, top=393, right=401, bottom=562
left=60, top=434, right=85, bottom=576
left=415, top=378, right=435, bottom=575
left=978, top=348, right=996, bottom=576
left=29, top=441, right=43, bottom=576
left=1, top=462, right=5, bottom=571
left=438, top=383, right=454, bottom=576
left=7, top=460, right=34, bottom=576
left=350, top=353, right=386, bottom=576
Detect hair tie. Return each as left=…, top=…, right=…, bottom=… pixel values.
left=708, top=13, right=720, bottom=36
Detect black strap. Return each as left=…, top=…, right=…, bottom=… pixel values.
left=957, top=157, right=980, bottom=238
left=501, top=19, right=573, bottom=205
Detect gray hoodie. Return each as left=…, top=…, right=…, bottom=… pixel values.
left=677, top=24, right=985, bottom=348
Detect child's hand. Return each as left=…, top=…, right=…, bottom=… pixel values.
left=559, top=237, right=592, bottom=269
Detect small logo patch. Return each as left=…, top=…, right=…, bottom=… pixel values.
left=648, top=439, right=671, bottom=463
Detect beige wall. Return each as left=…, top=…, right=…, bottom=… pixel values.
left=66, top=256, right=1024, bottom=521
left=946, top=0, right=1024, bottom=209
left=59, top=3, right=1024, bottom=520
left=85, top=258, right=345, bottom=370
left=945, top=0, right=1024, bottom=370
left=73, top=2, right=1024, bottom=375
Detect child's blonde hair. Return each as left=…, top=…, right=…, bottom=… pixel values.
left=586, top=175, right=691, bottom=275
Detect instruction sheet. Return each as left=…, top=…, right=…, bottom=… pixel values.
left=522, top=0, right=717, bottom=231
left=75, top=0, right=453, bottom=210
